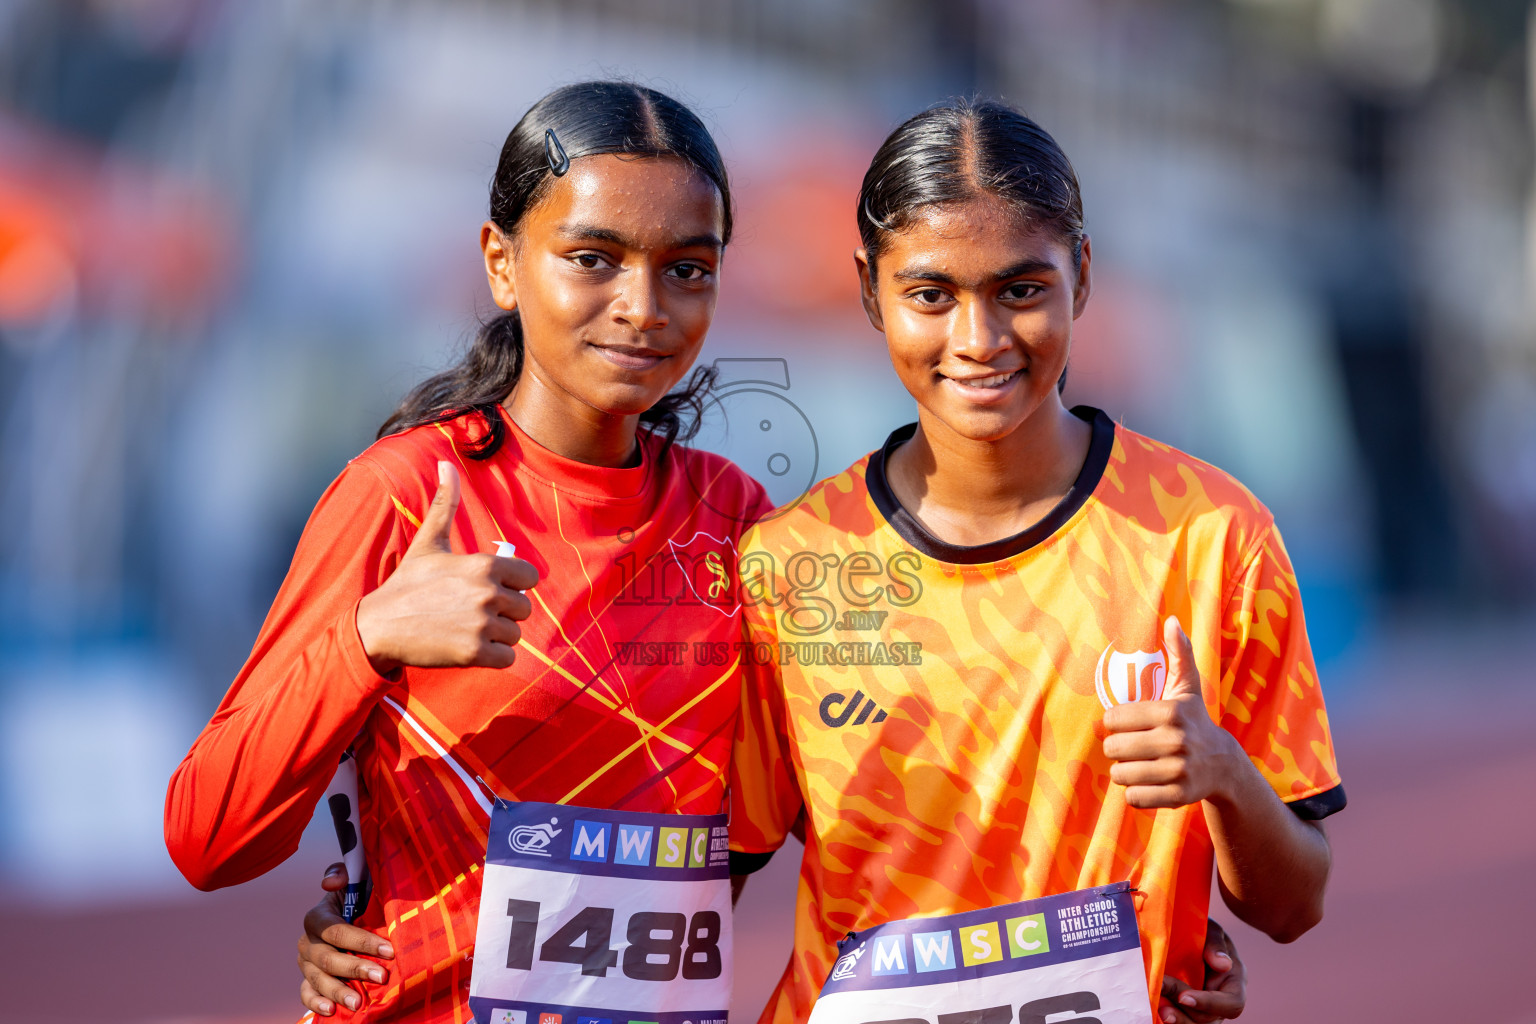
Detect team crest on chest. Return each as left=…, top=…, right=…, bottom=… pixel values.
left=1094, top=643, right=1167, bottom=710
left=665, top=531, right=741, bottom=616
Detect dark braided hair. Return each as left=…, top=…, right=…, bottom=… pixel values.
left=379, top=81, right=733, bottom=457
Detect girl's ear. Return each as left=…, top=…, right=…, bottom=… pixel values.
left=1072, top=235, right=1093, bottom=319
left=854, top=249, right=886, bottom=333
left=481, top=222, right=518, bottom=312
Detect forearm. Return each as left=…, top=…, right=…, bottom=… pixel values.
left=1203, top=743, right=1331, bottom=942
left=165, top=605, right=390, bottom=890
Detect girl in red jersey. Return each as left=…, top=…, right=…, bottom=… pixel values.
left=165, top=82, right=772, bottom=1023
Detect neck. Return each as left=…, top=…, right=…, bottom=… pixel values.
left=888, top=399, right=1091, bottom=547
left=503, top=365, right=641, bottom=469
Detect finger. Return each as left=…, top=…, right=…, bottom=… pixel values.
left=1161, top=616, right=1201, bottom=700
left=483, top=615, right=523, bottom=650
left=316, top=917, right=395, bottom=960
left=489, top=587, right=533, bottom=624
left=1103, top=729, right=1179, bottom=762
left=306, top=937, right=389, bottom=985
left=1109, top=758, right=1185, bottom=788
left=304, top=897, right=348, bottom=944
left=492, top=555, right=540, bottom=592
left=475, top=639, right=518, bottom=670
left=1155, top=997, right=1194, bottom=1024
left=1205, top=944, right=1234, bottom=975
left=1123, top=783, right=1190, bottom=809
left=300, top=953, right=363, bottom=1012
left=299, top=977, right=336, bottom=1016
left=404, top=461, right=461, bottom=558
left=1102, top=701, right=1174, bottom=734
left=320, top=862, right=347, bottom=893
left=1177, top=986, right=1244, bottom=1018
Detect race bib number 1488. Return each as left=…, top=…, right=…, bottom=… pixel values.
left=469, top=800, right=732, bottom=1024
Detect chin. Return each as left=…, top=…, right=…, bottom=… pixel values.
left=593, top=380, right=676, bottom=418
left=927, top=398, right=1030, bottom=443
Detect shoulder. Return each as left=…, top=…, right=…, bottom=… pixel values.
left=1099, top=419, right=1276, bottom=564
left=666, top=443, right=774, bottom=523
left=342, top=412, right=492, bottom=523
left=742, top=453, right=881, bottom=556
left=352, top=412, right=487, bottom=489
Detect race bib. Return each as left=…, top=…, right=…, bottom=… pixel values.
left=806, top=882, right=1148, bottom=1024
left=469, top=799, right=732, bottom=1024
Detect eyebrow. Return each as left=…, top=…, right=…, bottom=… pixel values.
left=558, top=224, right=723, bottom=252
left=891, top=258, right=1058, bottom=285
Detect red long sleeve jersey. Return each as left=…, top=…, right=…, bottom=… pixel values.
left=165, top=407, right=770, bottom=1023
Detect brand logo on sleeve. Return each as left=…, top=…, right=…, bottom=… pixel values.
left=1094, top=644, right=1167, bottom=710
left=489, top=1011, right=526, bottom=1024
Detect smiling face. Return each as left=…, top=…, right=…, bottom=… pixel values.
left=857, top=193, right=1091, bottom=444
left=482, top=153, right=726, bottom=424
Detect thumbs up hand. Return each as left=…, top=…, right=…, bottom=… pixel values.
left=355, top=461, right=539, bottom=675
left=1101, top=617, right=1244, bottom=810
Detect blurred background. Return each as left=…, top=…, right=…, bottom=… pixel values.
left=1, top=0, right=1533, bottom=1021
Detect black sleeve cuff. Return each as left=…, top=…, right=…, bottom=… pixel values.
left=1286, top=783, right=1346, bottom=820
left=730, top=849, right=777, bottom=875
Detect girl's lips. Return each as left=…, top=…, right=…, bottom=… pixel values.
left=592, top=344, right=670, bottom=370
left=942, top=368, right=1022, bottom=403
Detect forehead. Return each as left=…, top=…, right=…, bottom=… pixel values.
left=878, top=194, right=1071, bottom=277
left=525, top=153, right=724, bottom=245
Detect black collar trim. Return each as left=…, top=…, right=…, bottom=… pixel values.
left=865, top=406, right=1116, bottom=565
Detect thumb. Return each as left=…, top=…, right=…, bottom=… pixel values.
left=1160, top=616, right=1201, bottom=701
left=405, top=461, right=460, bottom=558
left=321, top=861, right=348, bottom=892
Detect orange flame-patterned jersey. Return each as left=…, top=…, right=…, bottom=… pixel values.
left=729, top=407, right=1345, bottom=1024
left=166, top=407, right=771, bottom=1023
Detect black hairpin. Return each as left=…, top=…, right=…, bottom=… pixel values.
left=544, top=129, right=570, bottom=176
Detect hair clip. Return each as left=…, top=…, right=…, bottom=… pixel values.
left=544, top=128, right=570, bottom=176
left=861, top=195, right=891, bottom=231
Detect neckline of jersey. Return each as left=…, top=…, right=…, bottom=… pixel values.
left=496, top=404, right=655, bottom=502
left=865, top=405, right=1116, bottom=565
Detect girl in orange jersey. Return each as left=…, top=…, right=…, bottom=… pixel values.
left=166, top=82, right=773, bottom=1023
left=723, top=100, right=1343, bottom=1024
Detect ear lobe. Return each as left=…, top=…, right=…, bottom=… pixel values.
left=481, top=221, right=519, bottom=312
left=854, top=249, right=885, bottom=333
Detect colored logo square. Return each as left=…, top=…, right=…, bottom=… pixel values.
left=656, top=826, right=690, bottom=868
left=688, top=827, right=710, bottom=868
left=614, top=823, right=654, bottom=866
left=1006, top=913, right=1050, bottom=957
left=539, top=1015, right=561, bottom=1024
left=911, top=930, right=954, bottom=973
left=489, top=1012, right=526, bottom=1024
left=870, top=934, right=909, bottom=975
left=570, top=820, right=611, bottom=862
left=959, top=921, right=1004, bottom=966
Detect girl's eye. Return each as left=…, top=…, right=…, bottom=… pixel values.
left=573, top=253, right=608, bottom=269
left=669, top=263, right=710, bottom=281
left=914, top=288, right=948, bottom=305
left=1003, top=283, right=1042, bottom=301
